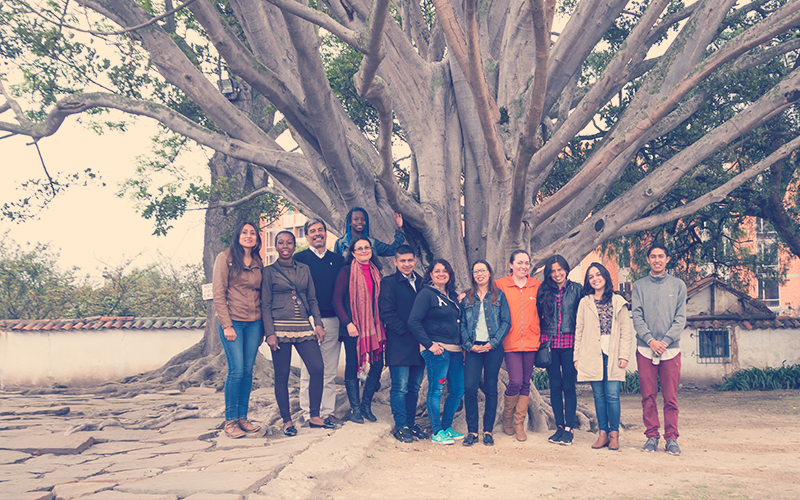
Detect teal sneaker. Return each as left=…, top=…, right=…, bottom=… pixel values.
left=431, top=430, right=454, bottom=445
left=445, top=427, right=464, bottom=441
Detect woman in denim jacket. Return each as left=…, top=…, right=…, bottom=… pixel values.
left=460, top=260, right=511, bottom=446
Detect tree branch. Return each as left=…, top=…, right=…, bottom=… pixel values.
left=262, top=0, right=364, bottom=52
left=527, top=0, right=672, bottom=199
left=354, top=0, right=390, bottom=97
left=429, top=0, right=469, bottom=80
left=187, top=0, right=321, bottom=154
left=460, top=0, right=508, bottom=181
left=531, top=0, right=800, bottom=227
left=17, top=0, right=199, bottom=36
left=613, top=135, right=800, bottom=237
left=507, top=0, right=553, bottom=246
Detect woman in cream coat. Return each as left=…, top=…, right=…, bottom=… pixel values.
left=574, top=263, right=632, bottom=451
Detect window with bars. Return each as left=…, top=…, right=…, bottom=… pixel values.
left=698, top=329, right=730, bottom=362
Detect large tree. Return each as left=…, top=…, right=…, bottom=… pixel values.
left=3, top=0, right=800, bottom=277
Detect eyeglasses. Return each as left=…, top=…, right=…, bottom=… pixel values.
left=473, top=269, right=489, bottom=275
left=353, top=246, right=371, bottom=253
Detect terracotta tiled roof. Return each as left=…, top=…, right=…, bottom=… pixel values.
left=0, top=316, right=207, bottom=332
left=687, top=315, right=800, bottom=331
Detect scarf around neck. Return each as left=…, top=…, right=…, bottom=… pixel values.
left=349, top=259, right=386, bottom=370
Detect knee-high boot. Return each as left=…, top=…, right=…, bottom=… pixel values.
left=345, top=379, right=364, bottom=424
left=514, top=395, right=530, bottom=441
left=502, top=394, right=519, bottom=435
left=360, top=370, right=380, bottom=422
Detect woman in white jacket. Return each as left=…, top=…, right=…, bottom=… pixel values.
left=574, top=263, right=633, bottom=451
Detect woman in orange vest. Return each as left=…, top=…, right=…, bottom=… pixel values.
left=496, top=250, right=542, bottom=441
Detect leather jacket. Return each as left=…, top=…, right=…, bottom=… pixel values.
left=538, top=280, right=583, bottom=337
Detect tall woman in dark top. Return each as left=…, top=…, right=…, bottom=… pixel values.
left=408, top=259, right=464, bottom=445
left=213, top=221, right=264, bottom=439
left=333, top=236, right=387, bottom=423
left=460, top=260, right=511, bottom=446
left=537, top=255, right=583, bottom=446
left=261, top=231, right=332, bottom=436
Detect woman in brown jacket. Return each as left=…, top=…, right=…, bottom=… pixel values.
left=262, top=231, right=332, bottom=436
left=213, top=221, right=264, bottom=439
left=574, top=263, right=633, bottom=450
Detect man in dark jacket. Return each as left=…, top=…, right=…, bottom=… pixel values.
left=378, top=245, right=427, bottom=443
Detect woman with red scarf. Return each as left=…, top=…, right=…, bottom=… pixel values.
left=333, top=236, right=387, bottom=423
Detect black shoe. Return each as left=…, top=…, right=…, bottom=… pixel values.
left=393, top=427, right=414, bottom=443
left=324, top=416, right=337, bottom=428
left=548, top=426, right=564, bottom=444
left=483, top=433, right=494, bottom=446
left=309, top=419, right=337, bottom=429
left=409, top=424, right=429, bottom=440
left=463, top=433, right=479, bottom=446
left=559, top=427, right=574, bottom=446
left=283, top=425, right=297, bottom=437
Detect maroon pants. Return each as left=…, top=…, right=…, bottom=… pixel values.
left=636, top=351, right=681, bottom=440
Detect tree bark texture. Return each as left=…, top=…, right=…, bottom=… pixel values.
left=4, top=0, right=800, bottom=281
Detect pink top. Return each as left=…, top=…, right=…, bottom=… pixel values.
left=360, top=263, right=374, bottom=302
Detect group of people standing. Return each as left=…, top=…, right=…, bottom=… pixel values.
left=213, top=209, right=686, bottom=455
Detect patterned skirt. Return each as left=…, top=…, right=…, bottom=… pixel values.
left=274, top=302, right=316, bottom=344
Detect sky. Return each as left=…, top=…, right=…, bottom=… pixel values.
left=1, top=117, right=209, bottom=280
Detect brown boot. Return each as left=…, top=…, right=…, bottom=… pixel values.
left=513, top=395, right=530, bottom=441
left=237, top=417, right=260, bottom=433
left=223, top=420, right=245, bottom=439
left=502, top=394, right=519, bottom=435
left=608, top=431, right=620, bottom=450
left=592, top=430, right=609, bottom=449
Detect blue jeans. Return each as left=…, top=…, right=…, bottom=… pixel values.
left=421, top=349, right=465, bottom=434
left=389, top=365, right=425, bottom=429
left=590, top=354, right=621, bottom=433
left=218, top=320, right=263, bottom=421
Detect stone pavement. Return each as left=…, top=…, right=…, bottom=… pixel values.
left=0, top=388, right=391, bottom=500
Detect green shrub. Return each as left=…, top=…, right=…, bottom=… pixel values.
left=621, top=371, right=640, bottom=394
left=531, top=368, right=549, bottom=390
left=719, top=364, right=800, bottom=391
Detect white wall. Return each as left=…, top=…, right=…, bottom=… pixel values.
left=666, top=326, right=800, bottom=387
left=0, top=328, right=203, bottom=388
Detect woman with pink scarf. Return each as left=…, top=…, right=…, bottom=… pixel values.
left=333, top=236, right=387, bottom=424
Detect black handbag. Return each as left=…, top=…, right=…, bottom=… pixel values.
left=534, top=340, right=552, bottom=368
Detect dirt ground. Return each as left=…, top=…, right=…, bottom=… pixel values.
left=315, top=389, right=800, bottom=500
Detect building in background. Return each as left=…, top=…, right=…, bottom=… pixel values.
left=261, top=209, right=338, bottom=265
left=574, top=216, right=800, bottom=315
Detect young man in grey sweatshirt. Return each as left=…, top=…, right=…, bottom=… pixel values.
left=631, top=243, right=686, bottom=456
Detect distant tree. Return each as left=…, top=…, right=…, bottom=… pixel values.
left=0, top=236, right=205, bottom=319
left=0, top=236, right=76, bottom=319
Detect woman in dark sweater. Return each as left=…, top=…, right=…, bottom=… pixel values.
left=536, top=254, right=583, bottom=446
left=333, top=236, right=386, bottom=423
left=407, top=259, right=464, bottom=445
left=262, top=231, right=332, bottom=436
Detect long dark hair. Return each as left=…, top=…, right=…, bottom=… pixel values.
left=344, top=235, right=382, bottom=270
left=465, top=260, right=500, bottom=305
left=537, top=255, right=571, bottom=314
left=228, top=221, right=262, bottom=278
left=583, top=262, right=614, bottom=304
left=423, top=258, right=457, bottom=296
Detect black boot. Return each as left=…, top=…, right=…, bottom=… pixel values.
left=344, top=379, right=364, bottom=424
left=360, top=372, right=380, bottom=422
